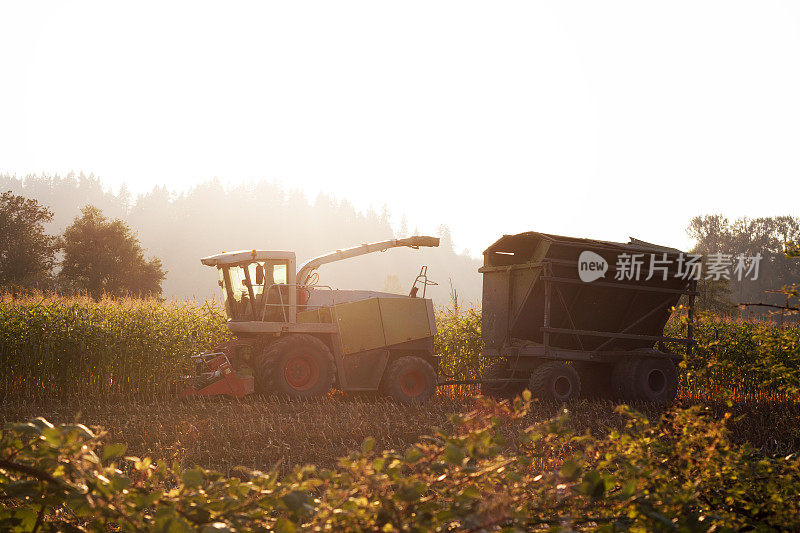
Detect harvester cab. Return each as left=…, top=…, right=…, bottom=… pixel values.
left=181, top=236, right=441, bottom=403
left=202, top=249, right=298, bottom=324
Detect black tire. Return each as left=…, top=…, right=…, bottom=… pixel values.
left=380, top=356, right=437, bottom=404
left=480, top=360, right=526, bottom=399
left=529, top=361, right=581, bottom=402
left=611, top=357, right=638, bottom=401
left=254, top=334, right=335, bottom=398
left=573, top=361, right=614, bottom=399
left=629, top=357, right=679, bottom=403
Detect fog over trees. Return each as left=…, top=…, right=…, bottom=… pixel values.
left=0, top=173, right=483, bottom=304
left=5, top=173, right=796, bottom=312
left=688, top=214, right=800, bottom=312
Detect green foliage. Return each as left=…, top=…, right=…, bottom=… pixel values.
left=665, top=314, right=800, bottom=400
left=0, top=191, right=57, bottom=291
left=692, top=277, right=733, bottom=315
left=434, top=302, right=484, bottom=381
left=0, top=295, right=230, bottom=402
left=2, top=397, right=800, bottom=531
left=59, top=206, right=166, bottom=299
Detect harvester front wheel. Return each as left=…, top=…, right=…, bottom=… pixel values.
left=529, top=361, right=581, bottom=402
left=380, top=356, right=436, bottom=404
left=255, top=335, right=335, bottom=398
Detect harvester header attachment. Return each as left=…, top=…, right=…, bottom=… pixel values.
left=180, top=351, right=254, bottom=399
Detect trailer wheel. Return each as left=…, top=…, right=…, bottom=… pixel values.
left=630, top=357, right=679, bottom=403
left=573, top=361, right=613, bottom=399
left=480, top=361, right=525, bottom=399
left=529, top=362, right=581, bottom=402
left=254, top=334, right=335, bottom=398
left=380, top=356, right=436, bottom=404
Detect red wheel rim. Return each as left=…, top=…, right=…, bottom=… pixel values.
left=284, top=354, right=319, bottom=391
left=400, top=369, right=426, bottom=397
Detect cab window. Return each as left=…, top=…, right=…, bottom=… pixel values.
left=217, top=261, right=290, bottom=320
left=272, top=264, right=287, bottom=285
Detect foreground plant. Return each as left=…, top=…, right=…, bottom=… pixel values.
left=2, top=393, right=799, bottom=531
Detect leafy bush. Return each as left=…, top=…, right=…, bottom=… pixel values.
left=3, top=396, right=800, bottom=531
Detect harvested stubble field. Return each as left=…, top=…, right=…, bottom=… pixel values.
left=2, top=393, right=798, bottom=475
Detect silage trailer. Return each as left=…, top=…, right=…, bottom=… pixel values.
left=476, top=231, right=697, bottom=403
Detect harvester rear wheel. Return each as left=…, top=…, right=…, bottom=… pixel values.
left=480, top=360, right=525, bottom=399
left=380, top=356, right=436, bottom=404
left=529, top=361, right=581, bottom=402
left=254, top=334, right=335, bottom=398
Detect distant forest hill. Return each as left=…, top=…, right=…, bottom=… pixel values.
left=1, top=173, right=483, bottom=305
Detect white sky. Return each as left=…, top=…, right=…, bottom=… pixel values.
left=1, top=1, right=799, bottom=256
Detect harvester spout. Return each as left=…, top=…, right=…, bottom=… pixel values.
left=296, top=236, right=439, bottom=286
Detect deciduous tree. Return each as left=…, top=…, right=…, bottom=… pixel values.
left=0, top=191, right=56, bottom=290
left=59, top=206, right=165, bottom=299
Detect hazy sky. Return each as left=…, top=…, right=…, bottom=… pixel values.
left=2, top=1, right=799, bottom=256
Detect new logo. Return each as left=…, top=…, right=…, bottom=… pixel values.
left=578, top=251, right=608, bottom=282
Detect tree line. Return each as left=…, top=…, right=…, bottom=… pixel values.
left=0, top=192, right=164, bottom=299
left=3, top=173, right=796, bottom=308
left=0, top=174, right=482, bottom=304
left=688, top=214, right=800, bottom=314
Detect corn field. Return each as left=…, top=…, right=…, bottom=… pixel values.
left=0, top=294, right=230, bottom=401
left=1, top=294, right=799, bottom=403
left=664, top=315, right=800, bottom=402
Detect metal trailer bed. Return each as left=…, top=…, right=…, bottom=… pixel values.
left=474, top=231, right=697, bottom=402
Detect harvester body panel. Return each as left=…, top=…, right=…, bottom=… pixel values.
left=298, top=296, right=435, bottom=356
left=292, top=296, right=435, bottom=390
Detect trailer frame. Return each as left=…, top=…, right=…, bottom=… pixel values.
left=464, top=232, right=700, bottom=400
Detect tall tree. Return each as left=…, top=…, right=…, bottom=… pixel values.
left=0, top=191, right=57, bottom=290
left=398, top=214, right=409, bottom=238
left=59, top=206, right=165, bottom=299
